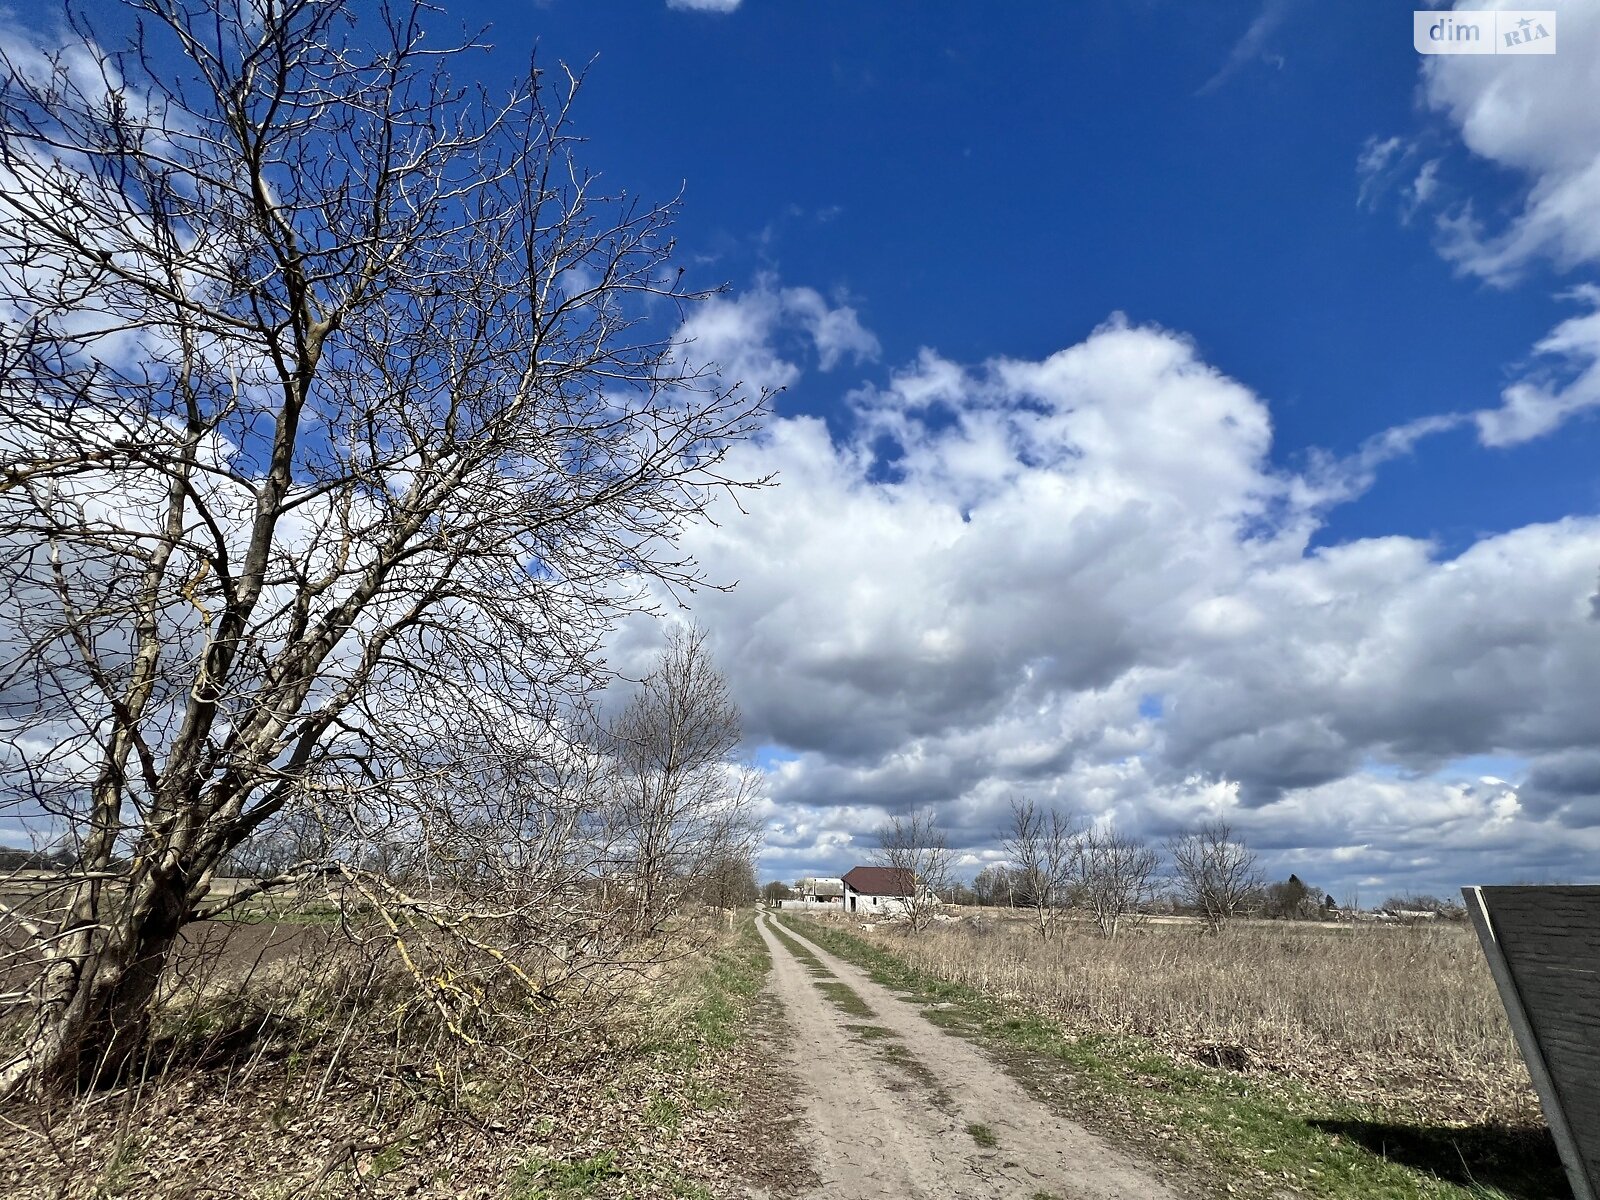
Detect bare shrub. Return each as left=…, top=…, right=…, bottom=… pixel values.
left=1071, top=825, right=1160, bottom=938
left=874, top=809, right=952, bottom=933
left=1167, top=820, right=1264, bottom=931
left=1262, top=873, right=1325, bottom=920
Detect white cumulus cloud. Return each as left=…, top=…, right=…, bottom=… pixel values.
left=1474, top=285, right=1600, bottom=445
left=1358, top=4, right=1600, bottom=447
left=620, top=294, right=1600, bottom=896
left=673, top=274, right=877, bottom=401
left=1423, top=1, right=1600, bottom=282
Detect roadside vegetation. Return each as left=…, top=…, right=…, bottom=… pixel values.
left=781, top=913, right=1569, bottom=1200
left=505, top=912, right=777, bottom=1200
left=1, top=910, right=777, bottom=1199
left=1, top=619, right=776, bottom=1197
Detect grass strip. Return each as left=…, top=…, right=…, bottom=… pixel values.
left=763, top=915, right=832, bottom=972
left=779, top=916, right=1567, bottom=1200
left=765, top=918, right=876, bottom=1020
left=773, top=920, right=955, bottom=1110
left=876, top=1039, right=954, bottom=1109
left=684, top=912, right=771, bottom=1053
left=507, top=914, right=771, bottom=1198
left=842, top=1024, right=899, bottom=1041
left=813, top=979, right=875, bottom=1019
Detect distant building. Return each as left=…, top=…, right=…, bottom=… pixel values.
left=795, top=876, right=844, bottom=904
left=1381, top=907, right=1440, bottom=922
left=840, top=865, right=931, bottom=916
left=777, top=876, right=844, bottom=910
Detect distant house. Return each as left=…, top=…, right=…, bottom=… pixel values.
left=795, top=876, right=844, bottom=905
left=777, top=876, right=844, bottom=911
left=840, top=865, right=928, bottom=916
left=1381, top=907, right=1440, bottom=923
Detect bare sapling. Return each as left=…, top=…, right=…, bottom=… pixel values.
left=874, top=808, right=952, bottom=933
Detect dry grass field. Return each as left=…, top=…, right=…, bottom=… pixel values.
left=840, top=912, right=1536, bottom=1128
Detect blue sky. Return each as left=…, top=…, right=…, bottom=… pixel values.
left=480, top=1, right=1595, bottom=551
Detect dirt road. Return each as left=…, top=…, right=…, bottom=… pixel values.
left=754, top=913, right=1180, bottom=1200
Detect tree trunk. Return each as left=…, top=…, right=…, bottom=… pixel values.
left=1, top=881, right=189, bottom=1099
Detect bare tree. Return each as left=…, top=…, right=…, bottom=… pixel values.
left=0, top=0, right=768, bottom=1098
left=1071, top=825, right=1160, bottom=939
left=1003, top=798, right=1079, bottom=938
left=1167, top=820, right=1264, bottom=932
left=604, top=625, right=763, bottom=933
left=1262, top=873, right=1317, bottom=921
left=874, top=808, right=951, bottom=933
left=760, top=880, right=792, bottom=908
left=972, top=863, right=1014, bottom=908
left=700, top=854, right=759, bottom=911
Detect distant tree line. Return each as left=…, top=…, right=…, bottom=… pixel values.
left=0, top=847, right=74, bottom=873
left=761, top=880, right=794, bottom=907
left=879, top=805, right=1372, bottom=939
left=769, top=801, right=1462, bottom=939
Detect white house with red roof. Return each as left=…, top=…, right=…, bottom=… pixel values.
left=840, top=865, right=929, bottom=916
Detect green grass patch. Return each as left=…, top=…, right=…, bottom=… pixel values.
left=642, top=1092, right=684, bottom=1133
left=642, top=912, right=771, bottom=1071
left=843, top=1023, right=899, bottom=1041
left=508, top=1150, right=622, bottom=1198
left=966, top=1122, right=998, bottom=1149
left=687, top=918, right=769, bottom=1052
left=779, top=916, right=1568, bottom=1200
left=763, top=916, right=830, bottom=971
left=814, top=978, right=874, bottom=1018
left=367, top=1141, right=407, bottom=1179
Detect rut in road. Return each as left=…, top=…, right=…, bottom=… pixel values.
left=753, top=913, right=1180, bottom=1200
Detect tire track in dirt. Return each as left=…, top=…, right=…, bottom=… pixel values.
left=754, top=913, right=1181, bottom=1200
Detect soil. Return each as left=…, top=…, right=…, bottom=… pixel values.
left=753, top=912, right=1181, bottom=1200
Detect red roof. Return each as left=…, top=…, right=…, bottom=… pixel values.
left=841, top=865, right=915, bottom=897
